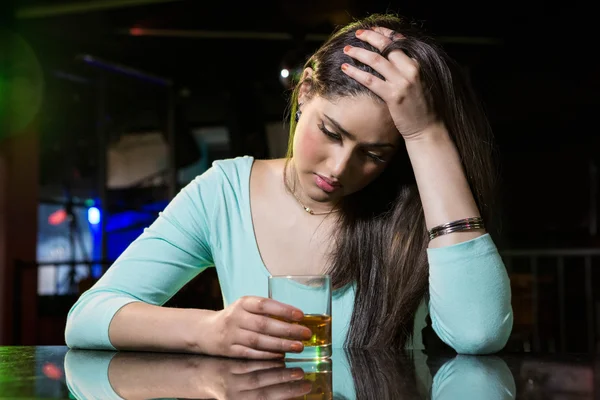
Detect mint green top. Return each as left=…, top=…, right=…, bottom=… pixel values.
left=65, top=156, right=513, bottom=353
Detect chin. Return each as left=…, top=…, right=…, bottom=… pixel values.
left=307, top=185, right=342, bottom=202
left=299, top=173, right=344, bottom=202
left=309, top=192, right=335, bottom=203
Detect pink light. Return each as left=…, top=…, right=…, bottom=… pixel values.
left=48, top=209, right=67, bottom=226
left=129, top=27, right=144, bottom=36
left=43, top=362, right=63, bottom=380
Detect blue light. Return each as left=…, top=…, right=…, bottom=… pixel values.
left=88, top=207, right=101, bottom=225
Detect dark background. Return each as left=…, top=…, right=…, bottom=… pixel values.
left=11, top=0, right=599, bottom=246
left=1, top=0, right=599, bottom=353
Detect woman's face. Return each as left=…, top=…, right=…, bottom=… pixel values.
left=292, top=94, right=400, bottom=205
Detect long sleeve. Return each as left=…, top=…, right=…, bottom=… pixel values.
left=65, top=167, right=221, bottom=350
left=427, top=234, right=513, bottom=354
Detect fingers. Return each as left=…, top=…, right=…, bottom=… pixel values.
left=370, top=26, right=405, bottom=41
left=235, top=329, right=304, bottom=354
left=352, top=30, right=419, bottom=83
left=229, top=344, right=285, bottom=360
left=343, top=45, right=399, bottom=81
left=239, top=313, right=312, bottom=342
left=240, top=380, right=313, bottom=400
left=240, top=296, right=304, bottom=321
left=340, top=62, right=388, bottom=99
left=356, top=28, right=392, bottom=51
left=364, top=28, right=417, bottom=71
left=225, top=297, right=312, bottom=359
left=227, top=360, right=286, bottom=375
left=356, top=28, right=404, bottom=51
left=386, top=52, right=419, bottom=82
left=232, top=366, right=305, bottom=391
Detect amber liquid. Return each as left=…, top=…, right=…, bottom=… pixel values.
left=292, top=371, right=333, bottom=400
left=276, top=314, right=332, bottom=347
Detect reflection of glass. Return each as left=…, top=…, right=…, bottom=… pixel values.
left=285, top=359, right=333, bottom=400
left=268, top=275, right=332, bottom=360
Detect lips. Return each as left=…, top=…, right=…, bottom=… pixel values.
left=314, top=174, right=341, bottom=193
left=317, top=174, right=340, bottom=187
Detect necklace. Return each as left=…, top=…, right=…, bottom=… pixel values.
left=290, top=188, right=340, bottom=215
left=284, top=165, right=339, bottom=216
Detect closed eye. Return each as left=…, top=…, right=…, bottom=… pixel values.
left=320, top=122, right=387, bottom=163
left=318, top=122, right=341, bottom=141
left=366, top=152, right=386, bottom=163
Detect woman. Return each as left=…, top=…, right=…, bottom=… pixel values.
left=65, top=14, right=513, bottom=358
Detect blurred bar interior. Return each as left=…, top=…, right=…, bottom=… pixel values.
left=0, top=0, right=598, bottom=354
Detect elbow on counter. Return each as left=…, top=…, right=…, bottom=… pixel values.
left=63, top=289, right=135, bottom=351
left=445, top=311, right=514, bottom=355
left=64, top=300, right=104, bottom=350
left=64, top=301, right=92, bottom=350
left=64, top=309, right=83, bottom=349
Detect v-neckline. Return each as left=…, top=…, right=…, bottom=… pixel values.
left=245, top=157, right=276, bottom=279
left=244, top=157, right=352, bottom=295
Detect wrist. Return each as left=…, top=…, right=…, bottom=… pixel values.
left=404, top=122, right=450, bottom=145
left=404, top=123, right=456, bottom=163
left=184, top=308, right=219, bottom=354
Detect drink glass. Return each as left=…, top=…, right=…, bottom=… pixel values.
left=268, top=275, right=332, bottom=360
left=285, top=359, right=333, bottom=400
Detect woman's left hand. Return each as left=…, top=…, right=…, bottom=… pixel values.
left=341, top=27, right=438, bottom=141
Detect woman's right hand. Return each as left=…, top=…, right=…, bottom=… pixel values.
left=199, top=296, right=313, bottom=359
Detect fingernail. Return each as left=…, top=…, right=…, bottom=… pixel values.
left=290, top=369, right=304, bottom=379
left=299, top=381, right=313, bottom=392
left=290, top=342, right=303, bottom=352
left=302, top=329, right=312, bottom=339
left=292, top=310, right=304, bottom=320
left=341, top=63, right=349, bottom=71
left=343, top=45, right=352, bottom=53
left=356, top=29, right=365, bottom=36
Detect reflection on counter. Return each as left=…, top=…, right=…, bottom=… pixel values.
left=0, top=346, right=595, bottom=399
left=64, top=348, right=516, bottom=399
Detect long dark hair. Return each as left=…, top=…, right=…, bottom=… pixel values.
left=286, top=14, right=497, bottom=348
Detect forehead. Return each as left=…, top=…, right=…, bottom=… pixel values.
left=312, top=95, right=399, bottom=143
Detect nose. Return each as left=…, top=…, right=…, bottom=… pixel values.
left=329, top=147, right=354, bottom=179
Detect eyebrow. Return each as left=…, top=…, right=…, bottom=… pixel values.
left=323, top=114, right=395, bottom=149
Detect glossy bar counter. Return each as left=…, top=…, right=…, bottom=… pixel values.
left=0, top=346, right=597, bottom=399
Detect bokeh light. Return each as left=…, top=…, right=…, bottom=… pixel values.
left=0, top=28, right=44, bottom=140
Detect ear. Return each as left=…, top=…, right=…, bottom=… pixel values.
left=298, top=67, right=314, bottom=105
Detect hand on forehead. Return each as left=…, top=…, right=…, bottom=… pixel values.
left=360, top=27, right=405, bottom=51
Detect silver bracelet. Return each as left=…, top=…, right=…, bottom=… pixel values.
left=428, top=217, right=485, bottom=240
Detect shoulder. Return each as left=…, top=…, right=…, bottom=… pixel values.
left=188, top=156, right=285, bottom=197
left=250, top=158, right=286, bottom=185
left=211, top=155, right=254, bottom=174
left=191, top=156, right=254, bottom=189
left=210, top=156, right=286, bottom=188
left=174, top=157, right=255, bottom=218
